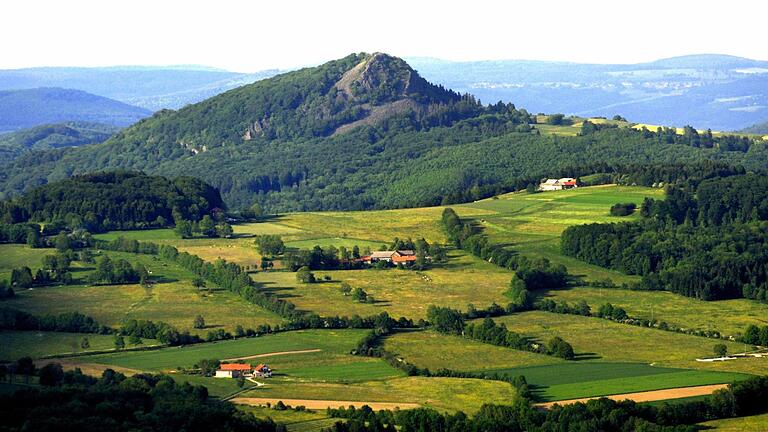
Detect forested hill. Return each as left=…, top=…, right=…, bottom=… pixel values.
left=0, top=122, right=119, bottom=164
left=0, top=171, right=224, bottom=231
left=741, top=120, right=768, bottom=135
left=0, top=88, right=151, bottom=132
left=0, top=53, right=767, bottom=211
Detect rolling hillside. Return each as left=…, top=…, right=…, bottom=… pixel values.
left=0, top=88, right=150, bottom=132
left=0, top=53, right=766, bottom=209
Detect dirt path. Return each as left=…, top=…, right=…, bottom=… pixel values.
left=231, top=397, right=420, bottom=410
left=535, top=384, right=729, bottom=409
left=222, top=349, right=322, bottom=361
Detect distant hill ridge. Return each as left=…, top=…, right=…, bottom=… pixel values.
left=0, top=52, right=766, bottom=211
left=0, top=88, right=150, bottom=133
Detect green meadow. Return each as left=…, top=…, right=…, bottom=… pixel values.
left=0, top=330, right=125, bottom=361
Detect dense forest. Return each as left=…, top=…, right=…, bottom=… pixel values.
left=562, top=174, right=768, bottom=301
left=0, top=54, right=765, bottom=211
left=0, top=171, right=224, bottom=231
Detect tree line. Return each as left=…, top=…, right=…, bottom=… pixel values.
left=0, top=368, right=280, bottom=432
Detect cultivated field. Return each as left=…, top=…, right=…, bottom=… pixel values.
left=240, top=376, right=519, bottom=413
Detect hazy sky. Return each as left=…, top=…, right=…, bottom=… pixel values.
left=2, top=0, right=766, bottom=72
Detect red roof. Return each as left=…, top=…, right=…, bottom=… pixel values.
left=254, top=363, right=269, bottom=371
left=562, top=181, right=577, bottom=186
left=392, top=255, right=417, bottom=263
left=219, top=363, right=252, bottom=371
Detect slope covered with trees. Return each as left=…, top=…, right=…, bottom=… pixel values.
left=0, top=53, right=766, bottom=210
left=0, top=122, right=119, bottom=164
left=562, top=174, right=768, bottom=301
left=0, top=171, right=224, bottom=231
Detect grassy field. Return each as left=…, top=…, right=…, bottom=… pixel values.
left=383, top=330, right=563, bottom=370
left=0, top=244, right=53, bottom=281
left=457, top=185, right=664, bottom=285
left=3, top=248, right=283, bottom=333
left=493, top=311, right=765, bottom=375
left=0, top=330, right=128, bottom=361
left=540, top=286, right=768, bottom=337
left=242, top=376, right=518, bottom=413
left=85, top=329, right=369, bottom=371
left=381, top=329, right=747, bottom=402
left=700, top=413, right=768, bottom=430
left=252, top=249, right=512, bottom=319
left=238, top=406, right=332, bottom=431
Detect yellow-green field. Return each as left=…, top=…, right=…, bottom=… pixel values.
left=0, top=330, right=138, bottom=361
left=540, top=287, right=768, bottom=337
left=241, top=376, right=518, bottom=413
left=494, top=311, right=765, bottom=375
left=383, top=330, right=563, bottom=370
left=0, top=244, right=52, bottom=282
left=252, top=249, right=512, bottom=319
left=700, top=413, right=768, bottom=431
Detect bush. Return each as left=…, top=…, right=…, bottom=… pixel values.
left=609, top=202, right=637, bottom=216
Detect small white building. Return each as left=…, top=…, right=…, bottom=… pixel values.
left=215, top=363, right=252, bottom=378
left=539, top=178, right=578, bottom=191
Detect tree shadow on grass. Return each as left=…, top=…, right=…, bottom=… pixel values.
left=572, top=352, right=602, bottom=361
left=259, top=283, right=301, bottom=299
